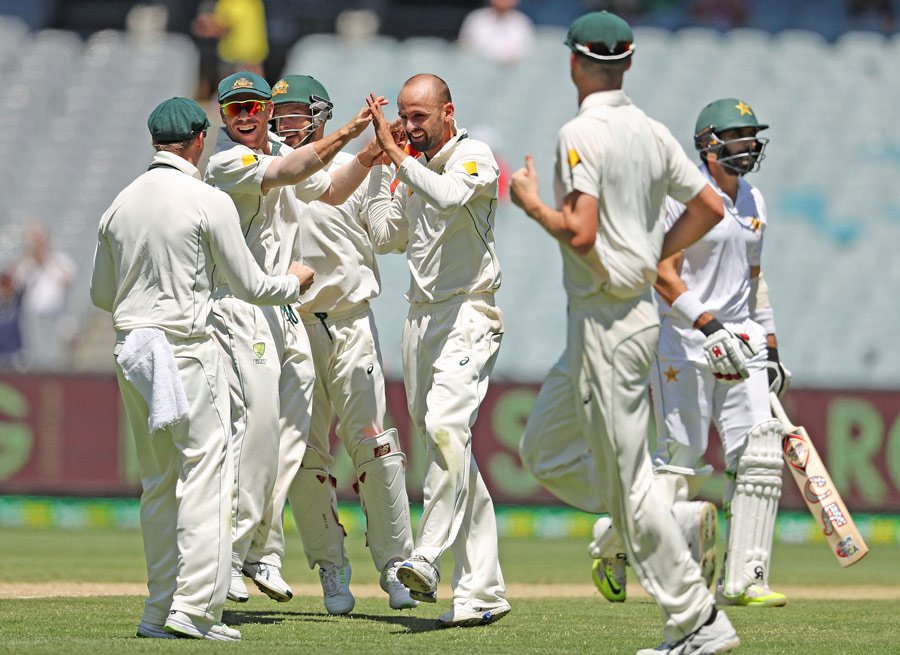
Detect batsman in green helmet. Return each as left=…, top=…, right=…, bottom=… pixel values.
left=693, top=98, right=769, bottom=176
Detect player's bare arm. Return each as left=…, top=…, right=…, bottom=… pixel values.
left=660, top=185, right=724, bottom=259
left=510, top=155, right=597, bottom=255
left=262, top=99, right=385, bottom=195
left=314, top=138, right=382, bottom=206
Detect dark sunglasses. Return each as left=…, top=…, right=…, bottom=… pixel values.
left=221, top=99, right=268, bottom=117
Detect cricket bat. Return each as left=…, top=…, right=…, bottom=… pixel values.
left=770, top=392, right=869, bottom=567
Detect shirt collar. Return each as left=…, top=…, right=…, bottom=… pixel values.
left=700, top=162, right=748, bottom=208
left=422, top=127, right=468, bottom=168
left=578, top=90, right=632, bottom=113
left=149, top=150, right=201, bottom=180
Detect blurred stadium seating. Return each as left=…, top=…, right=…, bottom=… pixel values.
left=0, top=15, right=897, bottom=388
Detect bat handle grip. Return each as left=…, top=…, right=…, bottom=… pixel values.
left=769, top=391, right=797, bottom=432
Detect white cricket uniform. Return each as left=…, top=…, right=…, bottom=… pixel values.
left=90, top=151, right=300, bottom=629
left=651, top=166, right=771, bottom=472
left=368, top=129, right=507, bottom=609
left=248, top=152, right=413, bottom=573
left=517, top=90, right=716, bottom=642
left=205, top=128, right=328, bottom=571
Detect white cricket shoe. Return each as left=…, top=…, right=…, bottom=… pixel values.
left=589, top=516, right=628, bottom=602
left=380, top=561, right=419, bottom=609
left=227, top=564, right=249, bottom=603
left=242, top=561, right=293, bottom=602
left=435, top=599, right=512, bottom=628
left=672, top=501, right=718, bottom=590
left=164, top=610, right=242, bottom=642
left=319, top=562, right=355, bottom=615
left=396, top=555, right=439, bottom=603
left=136, top=620, right=176, bottom=639
left=636, top=608, right=739, bottom=655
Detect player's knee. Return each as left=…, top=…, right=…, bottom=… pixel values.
left=350, top=428, right=404, bottom=470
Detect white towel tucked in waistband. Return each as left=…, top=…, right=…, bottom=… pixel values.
left=117, top=327, right=190, bottom=434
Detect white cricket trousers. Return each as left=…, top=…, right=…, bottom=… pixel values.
left=247, top=306, right=316, bottom=568
left=522, top=293, right=713, bottom=643
left=211, top=295, right=281, bottom=569
left=115, top=335, right=232, bottom=626
left=403, top=293, right=506, bottom=607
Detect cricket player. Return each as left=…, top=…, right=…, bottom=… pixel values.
left=90, top=97, right=311, bottom=641
left=242, top=74, right=416, bottom=614
left=365, top=75, right=511, bottom=629
left=650, top=98, right=789, bottom=607
left=203, top=71, right=382, bottom=603
left=510, top=12, right=744, bottom=654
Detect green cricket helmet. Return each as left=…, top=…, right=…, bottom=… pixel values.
left=693, top=98, right=769, bottom=176
left=270, top=75, right=333, bottom=144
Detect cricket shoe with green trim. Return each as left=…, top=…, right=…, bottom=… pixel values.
left=589, top=516, right=627, bottom=602
left=716, top=583, right=787, bottom=607
left=319, top=562, right=355, bottom=615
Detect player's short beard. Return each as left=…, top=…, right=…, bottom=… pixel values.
left=408, top=130, right=439, bottom=154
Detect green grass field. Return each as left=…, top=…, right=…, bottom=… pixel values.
left=0, top=526, right=897, bottom=654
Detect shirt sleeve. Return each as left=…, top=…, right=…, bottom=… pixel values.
left=205, top=147, right=275, bottom=197
left=659, top=126, right=708, bottom=204
left=294, top=169, right=332, bottom=203
left=204, top=191, right=300, bottom=304
left=89, top=219, right=116, bottom=313
left=555, top=121, right=600, bottom=203
left=365, top=164, right=409, bottom=254
left=395, top=144, right=498, bottom=213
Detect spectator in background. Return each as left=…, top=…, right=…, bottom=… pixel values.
left=847, top=0, right=895, bottom=32
left=192, top=0, right=269, bottom=78
left=11, top=223, right=75, bottom=370
left=0, top=272, right=24, bottom=369
left=458, top=0, right=535, bottom=65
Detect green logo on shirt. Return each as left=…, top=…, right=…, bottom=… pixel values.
left=252, top=342, right=266, bottom=359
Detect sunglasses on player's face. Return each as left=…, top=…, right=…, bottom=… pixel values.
left=221, top=99, right=268, bottom=117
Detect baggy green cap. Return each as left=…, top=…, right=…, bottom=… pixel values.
left=217, top=71, right=272, bottom=103
left=565, top=11, right=635, bottom=61
left=695, top=98, right=768, bottom=137
left=272, top=75, right=330, bottom=105
left=147, top=97, right=210, bottom=144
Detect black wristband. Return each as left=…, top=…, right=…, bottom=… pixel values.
left=767, top=346, right=779, bottom=363
left=699, top=317, right=725, bottom=338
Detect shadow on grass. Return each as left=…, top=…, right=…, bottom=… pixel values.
left=223, top=609, right=439, bottom=633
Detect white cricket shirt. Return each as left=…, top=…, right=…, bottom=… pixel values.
left=205, top=127, right=331, bottom=277
left=658, top=164, right=767, bottom=327
left=90, top=151, right=300, bottom=337
left=553, top=90, right=708, bottom=300
left=368, top=129, right=501, bottom=304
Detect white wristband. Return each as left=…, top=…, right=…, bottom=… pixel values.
left=753, top=307, right=777, bottom=334
left=671, top=290, right=707, bottom=326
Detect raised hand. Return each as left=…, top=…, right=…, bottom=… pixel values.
left=510, top=154, right=540, bottom=210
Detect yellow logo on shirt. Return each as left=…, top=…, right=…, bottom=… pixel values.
left=253, top=342, right=266, bottom=358
left=664, top=366, right=680, bottom=383
left=567, top=148, right=581, bottom=169
left=750, top=217, right=761, bottom=232
left=463, top=161, right=478, bottom=176
left=241, top=154, right=256, bottom=167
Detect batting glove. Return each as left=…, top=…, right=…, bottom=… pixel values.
left=766, top=346, right=792, bottom=398
left=700, top=318, right=756, bottom=383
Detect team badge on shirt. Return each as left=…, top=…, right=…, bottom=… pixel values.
left=663, top=366, right=680, bottom=383
left=750, top=217, right=761, bottom=232
left=463, top=161, right=478, bottom=176
left=241, top=154, right=257, bottom=167
left=567, top=148, right=581, bottom=169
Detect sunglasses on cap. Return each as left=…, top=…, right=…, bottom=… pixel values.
left=221, top=99, right=269, bottom=117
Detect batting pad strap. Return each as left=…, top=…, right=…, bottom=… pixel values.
left=671, top=290, right=707, bottom=326
left=749, top=274, right=777, bottom=334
